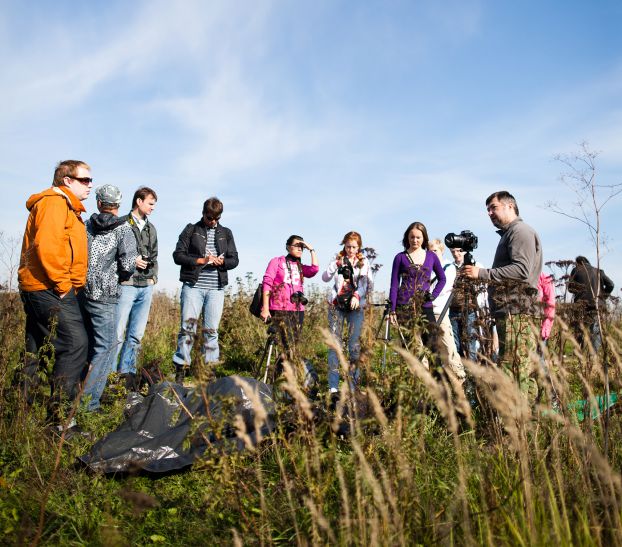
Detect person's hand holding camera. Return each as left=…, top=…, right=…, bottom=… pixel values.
left=136, top=256, right=149, bottom=270
left=462, top=265, right=480, bottom=279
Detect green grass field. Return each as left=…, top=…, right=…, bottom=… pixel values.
left=1, top=281, right=622, bottom=546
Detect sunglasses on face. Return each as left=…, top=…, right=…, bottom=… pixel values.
left=67, top=176, right=93, bottom=185
left=204, top=215, right=221, bottom=222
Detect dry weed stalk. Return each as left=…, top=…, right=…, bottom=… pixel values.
left=274, top=445, right=303, bottom=545
left=232, top=375, right=270, bottom=446
left=281, top=361, right=313, bottom=421
left=351, top=438, right=391, bottom=534
left=395, top=346, right=459, bottom=434
left=335, top=460, right=353, bottom=544
left=462, top=358, right=536, bottom=541
left=304, top=495, right=337, bottom=544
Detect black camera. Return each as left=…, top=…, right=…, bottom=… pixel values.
left=139, top=255, right=155, bottom=270
left=444, top=230, right=478, bottom=252
left=337, top=258, right=354, bottom=281
left=290, top=291, right=308, bottom=306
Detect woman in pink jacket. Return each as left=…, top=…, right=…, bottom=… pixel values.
left=538, top=272, right=556, bottom=342
left=261, top=235, right=319, bottom=353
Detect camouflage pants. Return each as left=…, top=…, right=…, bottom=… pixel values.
left=496, top=313, right=538, bottom=401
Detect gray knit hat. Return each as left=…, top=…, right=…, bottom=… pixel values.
left=95, top=184, right=122, bottom=206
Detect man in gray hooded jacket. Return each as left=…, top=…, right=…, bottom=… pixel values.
left=81, top=185, right=138, bottom=411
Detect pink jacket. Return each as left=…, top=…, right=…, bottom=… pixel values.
left=537, top=273, right=556, bottom=340
left=263, top=256, right=319, bottom=311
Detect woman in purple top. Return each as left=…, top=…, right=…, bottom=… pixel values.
left=389, top=221, right=446, bottom=359
left=261, top=234, right=319, bottom=354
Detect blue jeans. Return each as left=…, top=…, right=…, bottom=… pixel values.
left=81, top=297, right=118, bottom=410
left=327, top=306, right=364, bottom=391
left=449, top=310, right=478, bottom=361
left=115, top=285, right=154, bottom=374
left=173, top=284, right=225, bottom=367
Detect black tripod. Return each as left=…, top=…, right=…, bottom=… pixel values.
left=255, top=324, right=279, bottom=384
left=373, top=300, right=410, bottom=370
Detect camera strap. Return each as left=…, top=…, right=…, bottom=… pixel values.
left=342, top=257, right=359, bottom=291
left=285, top=257, right=304, bottom=292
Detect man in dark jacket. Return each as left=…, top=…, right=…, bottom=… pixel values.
left=114, top=186, right=158, bottom=389
left=568, top=255, right=615, bottom=351
left=172, top=197, right=239, bottom=382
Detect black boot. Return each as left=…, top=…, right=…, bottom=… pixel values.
left=120, top=372, right=138, bottom=392
left=175, top=366, right=186, bottom=384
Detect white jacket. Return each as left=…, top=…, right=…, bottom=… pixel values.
left=322, top=256, right=373, bottom=307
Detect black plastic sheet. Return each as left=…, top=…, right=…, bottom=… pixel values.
left=79, top=376, right=275, bottom=474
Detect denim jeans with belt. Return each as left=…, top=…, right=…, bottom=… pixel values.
left=115, top=284, right=154, bottom=374
left=173, top=284, right=225, bottom=367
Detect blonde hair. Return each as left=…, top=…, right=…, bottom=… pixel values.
left=429, top=238, right=445, bottom=253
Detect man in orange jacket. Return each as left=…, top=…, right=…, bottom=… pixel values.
left=18, top=160, right=92, bottom=433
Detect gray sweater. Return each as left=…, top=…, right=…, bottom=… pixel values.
left=478, top=217, right=543, bottom=316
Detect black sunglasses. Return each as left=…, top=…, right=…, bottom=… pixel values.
left=204, top=214, right=221, bottom=221
left=67, top=176, right=93, bottom=185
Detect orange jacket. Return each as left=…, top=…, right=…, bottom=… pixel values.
left=18, top=186, right=88, bottom=295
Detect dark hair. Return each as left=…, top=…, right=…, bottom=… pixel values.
left=576, top=255, right=590, bottom=265
left=202, top=197, right=224, bottom=218
left=53, top=160, right=90, bottom=187
left=286, top=234, right=304, bottom=247
left=131, top=186, right=158, bottom=209
left=401, top=222, right=429, bottom=251
left=98, top=202, right=119, bottom=213
left=485, top=190, right=519, bottom=216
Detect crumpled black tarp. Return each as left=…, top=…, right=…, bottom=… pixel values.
left=79, top=376, right=275, bottom=474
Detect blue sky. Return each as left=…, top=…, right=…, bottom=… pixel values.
left=1, top=0, right=621, bottom=296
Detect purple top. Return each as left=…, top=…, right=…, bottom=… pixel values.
left=389, top=250, right=446, bottom=311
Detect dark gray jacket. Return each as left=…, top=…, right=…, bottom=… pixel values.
left=569, top=262, right=614, bottom=310
left=478, top=217, right=543, bottom=316
left=121, top=213, right=158, bottom=287
left=173, top=221, right=239, bottom=287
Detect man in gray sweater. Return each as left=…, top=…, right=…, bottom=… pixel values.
left=463, top=190, right=542, bottom=397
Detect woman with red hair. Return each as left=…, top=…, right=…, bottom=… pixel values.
left=322, top=231, right=373, bottom=396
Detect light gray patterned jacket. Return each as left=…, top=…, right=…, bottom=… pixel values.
left=85, top=213, right=138, bottom=302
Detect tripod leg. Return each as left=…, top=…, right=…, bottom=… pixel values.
left=263, top=341, right=274, bottom=384
left=396, top=320, right=409, bottom=350
left=382, top=315, right=390, bottom=370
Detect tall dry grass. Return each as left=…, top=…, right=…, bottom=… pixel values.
left=1, top=283, right=622, bottom=544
